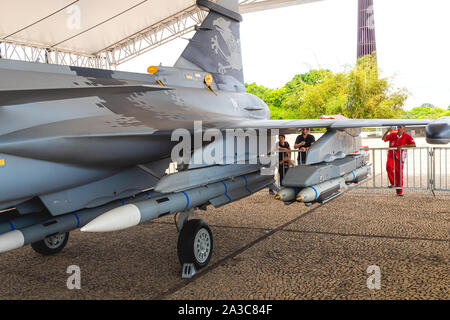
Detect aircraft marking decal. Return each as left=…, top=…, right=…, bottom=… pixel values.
left=211, top=17, right=243, bottom=74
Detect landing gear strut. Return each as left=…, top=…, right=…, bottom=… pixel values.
left=31, top=232, right=69, bottom=256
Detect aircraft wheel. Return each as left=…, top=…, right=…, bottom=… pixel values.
left=31, top=232, right=69, bottom=256
left=177, top=219, right=213, bottom=269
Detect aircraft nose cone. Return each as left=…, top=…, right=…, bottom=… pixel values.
left=81, top=204, right=142, bottom=232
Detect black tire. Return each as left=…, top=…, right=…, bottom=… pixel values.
left=31, top=232, right=69, bottom=256
left=177, top=219, right=213, bottom=269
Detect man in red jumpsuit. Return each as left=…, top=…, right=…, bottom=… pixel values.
left=382, top=126, right=416, bottom=196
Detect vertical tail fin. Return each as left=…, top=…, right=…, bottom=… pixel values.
left=175, top=0, right=244, bottom=91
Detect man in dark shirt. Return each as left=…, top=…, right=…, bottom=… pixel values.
left=294, top=128, right=315, bottom=164
left=278, top=135, right=291, bottom=185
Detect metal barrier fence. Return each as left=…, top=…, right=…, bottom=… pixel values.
left=278, top=147, right=450, bottom=193
left=432, top=148, right=450, bottom=191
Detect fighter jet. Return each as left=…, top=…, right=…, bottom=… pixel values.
left=0, top=0, right=448, bottom=278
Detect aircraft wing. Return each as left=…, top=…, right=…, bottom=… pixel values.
left=222, top=118, right=447, bottom=144
left=221, top=118, right=433, bottom=133
left=0, top=117, right=433, bottom=141
left=0, top=116, right=443, bottom=167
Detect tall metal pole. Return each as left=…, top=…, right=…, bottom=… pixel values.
left=357, top=0, right=377, bottom=62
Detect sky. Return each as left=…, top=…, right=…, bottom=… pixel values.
left=119, top=0, right=450, bottom=110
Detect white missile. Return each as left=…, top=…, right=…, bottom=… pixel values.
left=0, top=190, right=162, bottom=254
left=296, top=177, right=345, bottom=203
left=82, top=173, right=271, bottom=233
left=81, top=204, right=141, bottom=232
left=0, top=230, right=25, bottom=253
left=344, top=165, right=371, bottom=183
left=274, top=187, right=296, bottom=202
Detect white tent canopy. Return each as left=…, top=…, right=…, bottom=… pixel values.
left=0, top=0, right=324, bottom=67
left=1, top=0, right=201, bottom=55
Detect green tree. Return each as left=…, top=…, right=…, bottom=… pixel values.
left=246, top=54, right=409, bottom=120
left=402, top=106, right=450, bottom=119
left=344, top=54, right=407, bottom=119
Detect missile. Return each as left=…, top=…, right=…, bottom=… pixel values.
left=296, top=177, right=345, bottom=203
left=0, top=190, right=158, bottom=253
left=274, top=166, right=370, bottom=204
left=344, top=165, right=371, bottom=184
left=274, top=187, right=296, bottom=202
left=0, top=210, right=53, bottom=236
left=82, top=173, right=269, bottom=233
left=0, top=209, right=95, bottom=253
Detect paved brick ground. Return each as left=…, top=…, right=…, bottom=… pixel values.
left=0, top=188, right=448, bottom=300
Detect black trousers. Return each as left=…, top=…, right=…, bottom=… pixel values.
left=279, top=165, right=289, bottom=185
left=297, top=152, right=307, bottom=164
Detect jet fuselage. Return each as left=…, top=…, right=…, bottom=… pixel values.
left=0, top=59, right=269, bottom=210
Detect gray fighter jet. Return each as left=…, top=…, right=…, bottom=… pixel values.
left=0, top=0, right=448, bottom=277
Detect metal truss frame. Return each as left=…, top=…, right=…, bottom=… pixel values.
left=103, top=5, right=207, bottom=67
left=0, top=0, right=322, bottom=69
left=0, top=41, right=111, bottom=69
left=239, top=0, right=324, bottom=14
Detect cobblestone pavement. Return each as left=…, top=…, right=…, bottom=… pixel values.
left=0, top=188, right=448, bottom=300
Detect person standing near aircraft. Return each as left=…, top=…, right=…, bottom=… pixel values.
left=278, top=135, right=291, bottom=185
left=294, top=128, right=315, bottom=164
left=382, top=126, right=416, bottom=196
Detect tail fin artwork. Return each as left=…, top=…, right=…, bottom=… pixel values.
left=175, top=0, right=244, bottom=92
